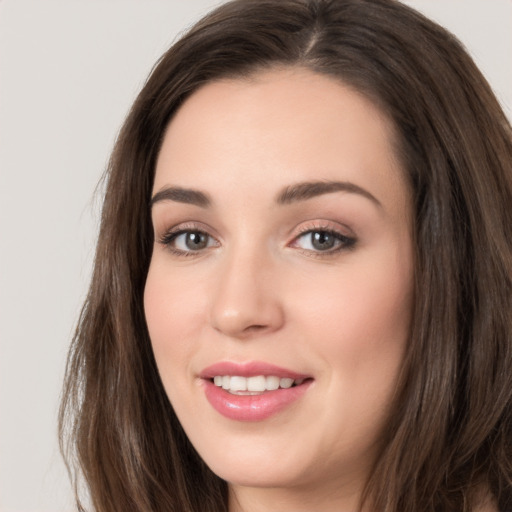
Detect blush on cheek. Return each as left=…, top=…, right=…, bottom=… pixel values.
left=144, top=276, right=180, bottom=366
left=144, top=267, right=209, bottom=378
left=145, top=266, right=194, bottom=330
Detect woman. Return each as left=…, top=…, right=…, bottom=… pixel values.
left=59, top=0, right=512, bottom=511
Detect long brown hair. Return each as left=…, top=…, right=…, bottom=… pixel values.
left=59, top=1, right=512, bottom=510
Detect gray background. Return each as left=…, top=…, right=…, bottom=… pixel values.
left=1, top=1, right=510, bottom=510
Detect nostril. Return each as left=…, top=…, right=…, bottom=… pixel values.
left=245, top=324, right=267, bottom=332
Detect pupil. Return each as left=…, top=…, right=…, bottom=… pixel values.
left=186, top=232, right=207, bottom=250
left=312, top=231, right=334, bottom=250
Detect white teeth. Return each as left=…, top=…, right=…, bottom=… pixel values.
left=266, top=375, right=280, bottom=390
left=212, top=375, right=304, bottom=393
left=230, top=376, right=247, bottom=392
left=247, top=375, right=266, bottom=392
left=279, top=377, right=294, bottom=389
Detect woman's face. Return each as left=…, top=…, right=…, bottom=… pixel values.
left=145, top=68, right=414, bottom=501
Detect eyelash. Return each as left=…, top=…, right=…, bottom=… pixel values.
left=292, top=225, right=357, bottom=257
left=157, top=223, right=357, bottom=258
left=158, top=224, right=216, bottom=258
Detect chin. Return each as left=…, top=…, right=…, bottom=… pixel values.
left=191, top=432, right=328, bottom=490
left=209, top=459, right=306, bottom=489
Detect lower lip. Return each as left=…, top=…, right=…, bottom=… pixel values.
left=202, top=379, right=312, bottom=421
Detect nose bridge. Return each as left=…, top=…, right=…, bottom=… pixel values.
left=209, top=236, right=284, bottom=338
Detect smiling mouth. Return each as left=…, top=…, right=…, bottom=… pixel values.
left=201, top=363, right=313, bottom=420
left=211, top=375, right=308, bottom=395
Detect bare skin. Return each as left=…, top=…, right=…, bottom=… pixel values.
left=145, top=67, right=415, bottom=511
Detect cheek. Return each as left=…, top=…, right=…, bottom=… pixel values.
left=298, top=263, right=410, bottom=328
left=143, top=263, right=207, bottom=382
left=289, top=245, right=413, bottom=386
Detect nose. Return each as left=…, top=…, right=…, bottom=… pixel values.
left=209, top=245, right=285, bottom=340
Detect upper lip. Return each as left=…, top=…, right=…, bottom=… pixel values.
left=199, top=361, right=311, bottom=380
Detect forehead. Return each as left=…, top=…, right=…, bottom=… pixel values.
left=154, top=67, right=408, bottom=212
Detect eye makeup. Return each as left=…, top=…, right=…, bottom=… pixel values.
left=156, top=219, right=357, bottom=259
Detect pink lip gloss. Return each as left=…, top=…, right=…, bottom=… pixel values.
left=200, top=361, right=313, bottom=422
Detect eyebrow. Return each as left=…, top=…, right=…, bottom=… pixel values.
left=276, top=180, right=381, bottom=207
left=150, top=186, right=211, bottom=208
left=150, top=180, right=381, bottom=209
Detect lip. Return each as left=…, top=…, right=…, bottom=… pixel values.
left=200, top=361, right=313, bottom=422
left=200, top=361, right=309, bottom=380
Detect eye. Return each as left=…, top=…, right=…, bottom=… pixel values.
left=159, top=229, right=218, bottom=255
left=292, top=229, right=356, bottom=253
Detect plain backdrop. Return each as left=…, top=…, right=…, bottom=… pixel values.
left=0, top=1, right=510, bottom=511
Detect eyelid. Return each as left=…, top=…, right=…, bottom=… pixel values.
left=157, top=221, right=218, bottom=241
left=156, top=219, right=357, bottom=257
left=291, top=220, right=356, bottom=241
left=157, top=221, right=220, bottom=256
left=288, top=221, right=357, bottom=255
